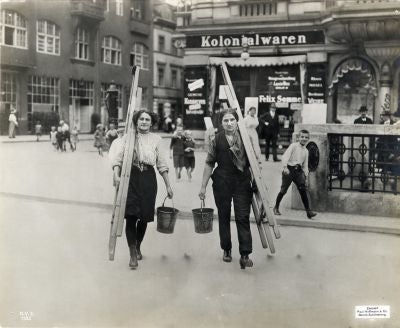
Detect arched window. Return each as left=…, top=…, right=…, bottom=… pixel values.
left=130, top=43, right=149, bottom=70
left=0, top=10, right=27, bottom=48
left=101, top=36, right=121, bottom=65
left=37, top=20, right=60, bottom=55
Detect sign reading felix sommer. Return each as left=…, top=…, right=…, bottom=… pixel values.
left=186, top=30, right=325, bottom=48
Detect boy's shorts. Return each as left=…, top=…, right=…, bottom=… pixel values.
left=173, top=155, right=184, bottom=168
left=184, top=157, right=195, bottom=169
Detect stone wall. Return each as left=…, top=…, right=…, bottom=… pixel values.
left=291, top=124, right=400, bottom=218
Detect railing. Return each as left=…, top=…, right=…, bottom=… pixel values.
left=239, top=1, right=277, bottom=17
left=328, top=133, right=400, bottom=194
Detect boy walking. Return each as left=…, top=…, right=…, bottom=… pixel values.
left=273, top=130, right=317, bottom=219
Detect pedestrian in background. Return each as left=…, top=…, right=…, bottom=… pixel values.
left=199, top=109, right=254, bottom=270
left=170, top=125, right=185, bottom=180
left=70, top=126, right=79, bottom=151
left=243, top=106, right=262, bottom=164
left=354, top=106, right=373, bottom=124
left=35, top=121, right=42, bottom=142
left=111, top=110, right=173, bottom=270
left=60, top=120, right=73, bottom=151
left=49, top=126, right=57, bottom=150
left=273, top=129, right=317, bottom=219
left=183, top=130, right=196, bottom=182
left=8, top=107, right=18, bottom=138
left=94, top=124, right=105, bottom=156
left=259, top=103, right=280, bottom=161
left=106, top=123, right=118, bottom=149
left=56, top=126, right=64, bottom=152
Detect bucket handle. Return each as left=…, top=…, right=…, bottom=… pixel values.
left=162, top=195, right=175, bottom=211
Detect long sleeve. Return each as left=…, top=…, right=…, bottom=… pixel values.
left=110, top=136, right=125, bottom=169
left=155, top=137, right=169, bottom=174
left=303, top=149, right=309, bottom=176
left=281, top=143, right=294, bottom=168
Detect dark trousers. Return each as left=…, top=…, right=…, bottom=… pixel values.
left=275, top=165, right=310, bottom=211
left=265, top=134, right=278, bottom=160
left=125, top=215, right=148, bottom=248
left=212, top=169, right=252, bottom=256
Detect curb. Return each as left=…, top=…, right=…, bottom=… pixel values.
left=1, top=191, right=399, bottom=236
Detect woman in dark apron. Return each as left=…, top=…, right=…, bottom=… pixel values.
left=112, top=110, right=173, bottom=269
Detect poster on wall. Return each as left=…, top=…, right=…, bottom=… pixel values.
left=257, top=65, right=302, bottom=105
left=184, top=66, right=208, bottom=129
left=306, top=64, right=326, bottom=104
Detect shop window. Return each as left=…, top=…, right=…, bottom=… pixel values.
left=101, top=36, right=121, bottom=66
left=0, top=10, right=27, bottom=48
left=330, top=59, right=377, bottom=124
left=75, top=28, right=89, bottom=60
left=101, top=83, right=122, bottom=109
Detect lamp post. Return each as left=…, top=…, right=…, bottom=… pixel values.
left=106, top=81, right=118, bottom=125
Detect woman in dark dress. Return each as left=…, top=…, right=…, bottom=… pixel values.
left=112, top=110, right=173, bottom=269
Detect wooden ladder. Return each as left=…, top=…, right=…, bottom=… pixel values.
left=109, top=67, right=142, bottom=261
left=220, top=62, right=281, bottom=253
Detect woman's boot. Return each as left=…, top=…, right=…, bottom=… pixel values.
left=129, top=245, right=138, bottom=269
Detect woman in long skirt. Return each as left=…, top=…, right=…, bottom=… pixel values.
left=243, top=106, right=263, bottom=164
left=112, top=110, right=173, bottom=269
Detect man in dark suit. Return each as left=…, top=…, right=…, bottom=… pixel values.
left=354, top=106, right=373, bottom=124
left=260, top=103, right=280, bottom=161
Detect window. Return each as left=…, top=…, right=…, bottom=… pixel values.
left=157, top=64, right=165, bottom=87
left=69, top=79, right=94, bottom=105
left=239, top=2, right=277, bottom=16
left=27, top=75, right=60, bottom=128
left=116, top=0, right=123, bottom=16
left=171, top=68, right=178, bottom=89
left=130, top=43, right=149, bottom=70
left=141, top=87, right=148, bottom=110
left=75, top=28, right=89, bottom=60
left=37, top=20, right=60, bottom=55
left=101, top=83, right=122, bottom=108
left=131, top=0, right=145, bottom=20
left=158, top=35, right=165, bottom=53
left=0, top=10, right=27, bottom=48
left=1, top=71, right=17, bottom=110
left=101, top=36, right=121, bottom=65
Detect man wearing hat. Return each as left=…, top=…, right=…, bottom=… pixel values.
left=8, top=107, right=18, bottom=138
left=354, top=106, right=373, bottom=124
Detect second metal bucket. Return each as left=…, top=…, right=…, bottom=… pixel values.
left=192, top=200, right=214, bottom=234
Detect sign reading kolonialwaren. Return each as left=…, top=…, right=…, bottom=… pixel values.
left=186, top=30, right=325, bottom=48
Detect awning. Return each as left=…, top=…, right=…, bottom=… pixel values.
left=208, top=55, right=307, bottom=67
left=328, top=58, right=377, bottom=96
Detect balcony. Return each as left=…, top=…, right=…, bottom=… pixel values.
left=0, top=45, right=35, bottom=69
left=130, top=19, right=151, bottom=36
left=70, top=0, right=105, bottom=21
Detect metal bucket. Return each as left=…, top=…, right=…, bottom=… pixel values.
left=157, top=196, right=178, bottom=234
left=192, top=200, right=214, bottom=234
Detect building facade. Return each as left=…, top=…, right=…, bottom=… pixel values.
left=0, top=0, right=153, bottom=134
left=175, top=0, right=400, bottom=131
left=153, top=1, right=184, bottom=131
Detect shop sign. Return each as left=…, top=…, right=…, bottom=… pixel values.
left=306, top=65, right=326, bottom=104
left=186, top=30, right=324, bottom=48
left=258, top=66, right=302, bottom=104
left=184, top=67, right=208, bottom=129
